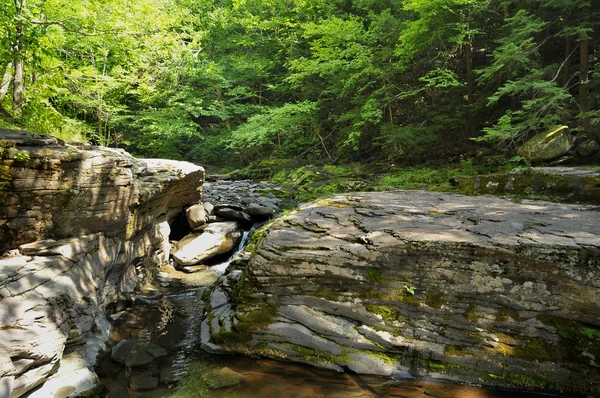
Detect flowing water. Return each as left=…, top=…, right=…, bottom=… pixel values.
left=97, top=230, right=556, bottom=398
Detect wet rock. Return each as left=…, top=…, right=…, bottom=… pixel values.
left=129, top=372, right=159, bottom=391
left=517, top=125, right=572, bottom=162
left=110, top=339, right=167, bottom=367
left=171, top=222, right=242, bottom=266
left=205, top=367, right=246, bottom=389
left=186, top=203, right=207, bottom=229
left=245, top=204, right=275, bottom=219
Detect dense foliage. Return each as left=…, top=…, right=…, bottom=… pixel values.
left=0, top=0, right=597, bottom=165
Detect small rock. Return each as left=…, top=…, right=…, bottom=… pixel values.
left=245, top=204, right=275, bottom=219
left=186, top=204, right=207, bottom=229
left=205, top=367, right=246, bottom=389
left=203, top=202, right=215, bottom=216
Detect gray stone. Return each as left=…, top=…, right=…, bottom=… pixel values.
left=245, top=204, right=275, bottom=219
left=214, top=208, right=253, bottom=225
left=111, top=339, right=155, bottom=367
left=517, top=125, right=572, bottom=162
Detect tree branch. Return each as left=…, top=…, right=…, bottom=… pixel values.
left=30, top=19, right=140, bottom=37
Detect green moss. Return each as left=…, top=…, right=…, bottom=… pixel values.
left=495, top=332, right=515, bottom=345
left=514, top=338, right=561, bottom=362
left=425, top=359, right=465, bottom=372
left=214, top=304, right=278, bottom=345
left=363, top=350, right=396, bottom=365
left=322, top=164, right=351, bottom=176
left=503, top=373, right=554, bottom=391
left=0, top=163, right=13, bottom=203
left=287, top=344, right=350, bottom=365
left=538, top=314, right=597, bottom=342
left=444, top=345, right=473, bottom=357
left=365, top=305, right=402, bottom=322
left=495, top=308, right=510, bottom=322
left=425, top=292, right=445, bottom=309
left=495, top=343, right=515, bottom=356
left=365, top=268, right=386, bottom=284
left=360, top=288, right=385, bottom=300
left=464, top=304, right=480, bottom=323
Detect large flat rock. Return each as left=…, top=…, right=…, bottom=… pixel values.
left=204, top=191, right=600, bottom=396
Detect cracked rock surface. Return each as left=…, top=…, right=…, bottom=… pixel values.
left=203, top=191, right=600, bottom=395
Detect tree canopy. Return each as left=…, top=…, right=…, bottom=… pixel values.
left=0, top=0, right=597, bottom=165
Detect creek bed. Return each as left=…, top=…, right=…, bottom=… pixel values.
left=97, top=230, right=557, bottom=398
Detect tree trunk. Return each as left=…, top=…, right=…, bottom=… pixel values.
left=0, top=62, right=13, bottom=103
left=13, top=0, right=27, bottom=118
left=465, top=40, right=475, bottom=137
left=13, top=55, right=25, bottom=118
left=579, top=37, right=590, bottom=131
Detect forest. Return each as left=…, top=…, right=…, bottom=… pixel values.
left=0, top=0, right=598, bottom=168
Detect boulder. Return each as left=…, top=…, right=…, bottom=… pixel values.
left=170, top=222, right=242, bottom=266
left=517, top=125, right=572, bottom=162
left=186, top=204, right=207, bottom=229
left=575, top=137, right=599, bottom=157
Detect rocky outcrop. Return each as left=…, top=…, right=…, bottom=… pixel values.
left=0, top=130, right=204, bottom=397
left=450, top=166, right=600, bottom=203
left=202, top=191, right=600, bottom=395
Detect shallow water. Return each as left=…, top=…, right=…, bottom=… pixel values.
left=98, top=283, right=555, bottom=398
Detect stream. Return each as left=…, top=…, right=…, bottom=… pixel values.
left=97, top=228, right=555, bottom=398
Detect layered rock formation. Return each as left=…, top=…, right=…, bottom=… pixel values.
left=450, top=166, right=600, bottom=203
left=0, top=130, right=204, bottom=397
left=203, top=191, right=600, bottom=395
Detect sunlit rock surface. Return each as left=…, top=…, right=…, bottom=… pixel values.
left=203, top=191, right=600, bottom=396
left=0, top=129, right=204, bottom=397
